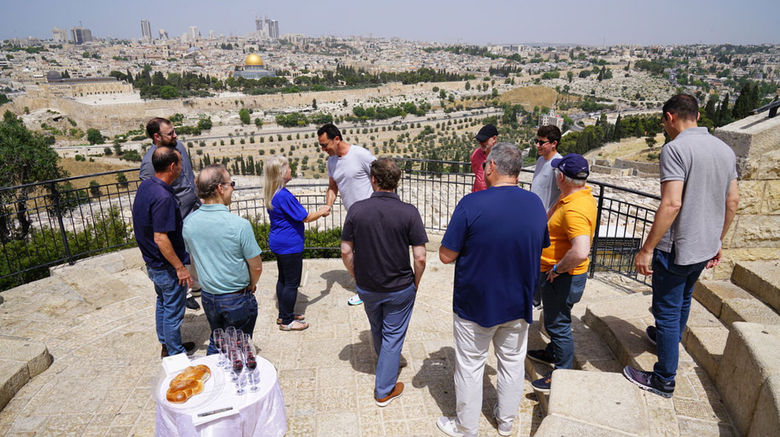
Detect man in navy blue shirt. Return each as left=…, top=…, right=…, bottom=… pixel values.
left=140, top=117, right=202, bottom=311
left=436, top=143, right=549, bottom=437
left=133, top=147, right=195, bottom=357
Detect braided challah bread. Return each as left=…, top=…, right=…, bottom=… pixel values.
left=166, top=365, right=211, bottom=403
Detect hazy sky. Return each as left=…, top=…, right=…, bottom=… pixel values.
left=1, top=0, right=777, bottom=46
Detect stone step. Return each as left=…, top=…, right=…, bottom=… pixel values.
left=693, top=280, right=753, bottom=319
left=715, top=322, right=780, bottom=437
left=731, top=260, right=780, bottom=313
left=0, top=336, right=51, bottom=411
left=536, top=370, right=650, bottom=437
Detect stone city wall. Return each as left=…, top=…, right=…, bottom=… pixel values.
left=3, top=81, right=465, bottom=135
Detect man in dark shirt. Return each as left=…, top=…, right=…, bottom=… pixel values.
left=436, top=143, right=549, bottom=437
left=133, top=147, right=195, bottom=357
left=140, top=117, right=202, bottom=311
left=341, top=158, right=428, bottom=407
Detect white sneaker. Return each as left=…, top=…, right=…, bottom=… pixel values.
left=347, top=295, right=363, bottom=306
left=436, top=416, right=465, bottom=437
left=493, top=404, right=513, bottom=436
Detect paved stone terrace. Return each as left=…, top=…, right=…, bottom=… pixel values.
left=0, top=248, right=734, bottom=436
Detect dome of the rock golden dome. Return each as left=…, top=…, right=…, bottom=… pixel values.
left=245, top=54, right=263, bottom=66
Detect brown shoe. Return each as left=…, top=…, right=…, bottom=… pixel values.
left=276, top=314, right=305, bottom=325
left=375, top=382, right=404, bottom=407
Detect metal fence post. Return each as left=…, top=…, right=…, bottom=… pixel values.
left=50, top=182, right=74, bottom=265
left=589, top=184, right=605, bottom=278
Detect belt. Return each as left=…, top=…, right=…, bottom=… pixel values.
left=204, top=286, right=252, bottom=296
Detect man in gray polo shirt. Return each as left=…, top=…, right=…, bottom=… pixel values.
left=624, top=94, right=739, bottom=398
left=317, top=123, right=376, bottom=306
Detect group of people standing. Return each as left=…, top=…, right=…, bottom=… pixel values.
left=133, top=93, right=739, bottom=437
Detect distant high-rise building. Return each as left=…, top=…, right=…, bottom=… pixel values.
left=69, top=26, right=93, bottom=44
left=158, top=29, right=168, bottom=40
left=51, top=27, right=67, bottom=43
left=141, top=19, right=152, bottom=41
left=270, top=20, right=279, bottom=39
left=255, top=17, right=264, bottom=33
left=188, top=26, right=200, bottom=41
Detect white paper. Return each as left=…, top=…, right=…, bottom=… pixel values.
left=162, top=353, right=191, bottom=376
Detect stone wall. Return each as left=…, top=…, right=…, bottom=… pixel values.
left=709, top=112, right=780, bottom=280
left=2, top=81, right=464, bottom=136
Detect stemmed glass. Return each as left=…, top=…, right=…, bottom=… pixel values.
left=244, top=337, right=259, bottom=392
left=213, top=328, right=226, bottom=367
left=230, top=346, right=245, bottom=395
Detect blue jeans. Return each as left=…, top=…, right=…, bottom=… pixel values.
left=357, top=283, right=416, bottom=398
left=651, top=249, right=707, bottom=382
left=539, top=272, right=587, bottom=369
left=201, top=290, right=258, bottom=355
left=275, top=252, right=303, bottom=325
left=147, top=266, right=187, bottom=355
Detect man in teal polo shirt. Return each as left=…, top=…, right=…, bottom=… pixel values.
left=183, top=164, right=263, bottom=354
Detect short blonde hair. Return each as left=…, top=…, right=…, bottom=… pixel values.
left=263, top=156, right=288, bottom=210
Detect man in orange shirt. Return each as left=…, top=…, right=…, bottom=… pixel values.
left=527, top=153, right=596, bottom=393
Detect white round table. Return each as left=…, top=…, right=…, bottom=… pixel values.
left=155, top=354, right=287, bottom=437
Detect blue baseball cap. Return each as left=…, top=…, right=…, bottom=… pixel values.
left=550, top=153, right=589, bottom=180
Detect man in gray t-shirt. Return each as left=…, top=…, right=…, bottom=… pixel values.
left=624, top=95, right=739, bottom=399
left=531, top=125, right=563, bottom=212
left=317, top=123, right=376, bottom=306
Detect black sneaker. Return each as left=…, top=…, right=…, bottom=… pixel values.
left=531, top=371, right=552, bottom=393
left=527, top=349, right=555, bottom=366
left=645, top=326, right=657, bottom=346
left=185, top=296, right=201, bottom=310
left=622, top=365, right=674, bottom=398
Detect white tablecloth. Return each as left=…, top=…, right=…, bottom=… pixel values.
left=155, top=354, right=287, bottom=437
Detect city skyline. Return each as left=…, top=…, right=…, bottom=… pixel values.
left=0, top=0, right=777, bottom=46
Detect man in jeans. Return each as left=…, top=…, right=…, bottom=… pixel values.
left=132, top=147, right=195, bottom=357
left=436, top=143, right=548, bottom=437
left=340, top=158, right=428, bottom=407
left=624, top=94, right=739, bottom=398
left=528, top=153, right=597, bottom=393
left=318, top=122, right=376, bottom=306
left=182, top=164, right=263, bottom=354
left=140, top=117, right=203, bottom=311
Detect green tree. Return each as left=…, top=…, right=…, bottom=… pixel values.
left=116, top=172, right=128, bottom=187
left=567, top=71, right=574, bottom=83
left=197, top=117, right=213, bottom=131
left=254, top=118, right=263, bottom=128
left=239, top=108, right=251, bottom=125
left=0, top=111, right=66, bottom=240
left=159, top=85, right=179, bottom=99
left=88, top=180, right=101, bottom=197
left=645, top=136, right=657, bottom=148
left=86, top=128, right=103, bottom=144
left=312, top=98, right=317, bottom=110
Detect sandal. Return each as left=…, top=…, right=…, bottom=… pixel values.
left=276, top=314, right=305, bottom=325
left=279, top=320, right=309, bottom=331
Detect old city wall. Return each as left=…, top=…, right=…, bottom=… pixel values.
left=3, top=81, right=464, bottom=135
left=708, top=112, right=780, bottom=280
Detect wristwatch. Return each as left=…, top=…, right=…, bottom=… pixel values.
left=552, top=264, right=559, bottom=274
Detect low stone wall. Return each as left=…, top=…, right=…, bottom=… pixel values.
left=613, top=158, right=660, bottom=176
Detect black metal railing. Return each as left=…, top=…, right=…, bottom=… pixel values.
left=0, top=159, right=659, bottom=290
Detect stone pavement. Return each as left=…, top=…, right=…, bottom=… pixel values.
left=0, top=247, right=739, bottom=436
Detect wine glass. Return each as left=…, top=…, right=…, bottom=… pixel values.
left=219, top=331, right=231, bottom=370
left=213, top=328, right=226, bottom=366
left=244, top=340, right=259, bottom=392
left=230, top=347, right=245, bottom=395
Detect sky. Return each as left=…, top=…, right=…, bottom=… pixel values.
left=1, top=0, right=777, bottom=46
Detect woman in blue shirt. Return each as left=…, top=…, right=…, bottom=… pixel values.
left=264, top=156, right=329, bottom=331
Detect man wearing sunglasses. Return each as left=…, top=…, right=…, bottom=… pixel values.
left=182, top=164, right=263, bottom=354
left=317, top=123, right=376, bottom=306
left=141, top=117, right=203, bottom=311
left=531, top=125, right=563, bottom=212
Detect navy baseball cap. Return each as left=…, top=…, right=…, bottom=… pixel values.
left=551, top=154, right=590, bottom=180
left=475, top=124, right=498, bottom=142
